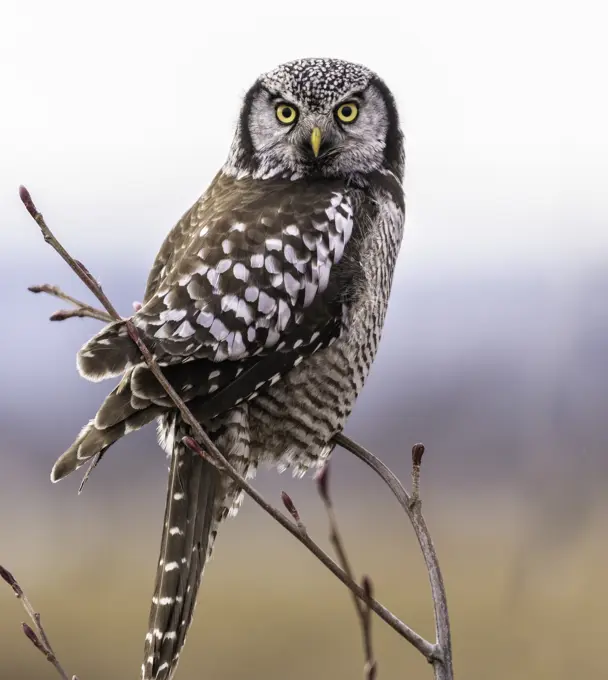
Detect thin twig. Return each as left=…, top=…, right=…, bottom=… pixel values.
left=28, top=284, right=114, bottom=323
left=20, top=187, right=121, bottom=320
left=317, top=462, right=376, bottom=677
left=0, top=565, right=76, bottom=680
left=334, top=434, right=453, bottom=680
left=50, top=307, right=113, bottom=322
left=21, top=186, right=437, bottom=662
left=361, top=576, right=378, bottom=680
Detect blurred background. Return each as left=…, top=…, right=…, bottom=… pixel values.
left=1, top=0, right=606, bottom=678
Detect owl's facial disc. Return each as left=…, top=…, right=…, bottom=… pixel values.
left=224, top=58, right=403, bottom=181
left=244, top=87, right=389, bottom=178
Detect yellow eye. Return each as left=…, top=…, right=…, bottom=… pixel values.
left=336, top=102, right=359, bottom=123
left=276, top=104, right=298, bottom=125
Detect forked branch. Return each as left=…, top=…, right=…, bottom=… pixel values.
left=0, top=566, right=78, bottom=680
left=16, top=186, right=453, bottom=680
left=28, top=284, right=114, bottom=323
left=335, top=435, right=452, bottom=673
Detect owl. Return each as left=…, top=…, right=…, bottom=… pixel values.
left=50, top=57, right=405, bottom=680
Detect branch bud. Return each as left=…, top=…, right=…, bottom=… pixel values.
left=281, top=491, right=300, bottom=522
left=362, top=574, right=374, bottom=601
left=182, top=436, right=200, bottom=453
left=183, top=436, right=210, bottom=461
left=50, top=310, right=75, bottom=321
left=412, top=443, right=425, bottom=467
left=316, top=462, right=331, bottom=506
left=0, top=565, right=23, bottom=597
left=19, top=185, right=38, bottom=218
left=22, top=623, right=44, bottom=652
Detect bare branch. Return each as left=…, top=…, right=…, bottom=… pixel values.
left=20, top=186, right=121, bottom=320
left=28, top=284, right=114, bottom=323
left=50, top=307, right=111, bottom=322
left=22, top=187, right=453, bottom=679
left=361, top=576, right=377, bottom=680
left=179, top=436, right=429, bottom=652
left=334, top=433, right=453, bottom=680
left=1, top=565, right=75, bottom=680
left=317, top=462, right=376, bottom=677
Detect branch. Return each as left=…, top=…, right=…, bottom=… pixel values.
left=28, top=284, right=114, bottom=323
left=22, top=186, right=453, bottom=679
left=280, top=490, right=308, bottom=536
left=0, top=565, right=78, bottom=680
left=334, top=435, right=453, bottom=679
left=317, top=462, right=377, bottom=678
left=361, top=576, right=377, bottom=680
left=182, top=435, right=429, bottom=653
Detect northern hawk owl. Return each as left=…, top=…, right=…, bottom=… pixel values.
left=50, top=57, right=405, bottom=680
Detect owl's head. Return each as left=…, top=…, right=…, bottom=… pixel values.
left=225, top=58, right=403, bottom=182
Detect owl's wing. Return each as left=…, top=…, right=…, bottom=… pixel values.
left=90, top=313, right=342, bottom=434
left=77, top=174, right=357, bottom=386
left=142, top=173, right=233, bottom=304
left=142, top=203, right=198, bottom=304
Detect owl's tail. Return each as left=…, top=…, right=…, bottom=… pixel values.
left=53, top=365, right=251, bottom=680
left=141, top=416, right=222, bottom=680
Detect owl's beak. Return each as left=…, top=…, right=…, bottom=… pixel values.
left=310, top=127, right=322, bottom=158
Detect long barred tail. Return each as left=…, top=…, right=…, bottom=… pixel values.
left=142, top=407, right=252, bottom=680
left=142, top=433, right=220, bottom=680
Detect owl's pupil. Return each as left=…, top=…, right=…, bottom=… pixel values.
left=342, top=106, right=352, bottom=117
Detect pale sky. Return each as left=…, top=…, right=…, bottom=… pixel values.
left=1, top=0, right=606, bottom=278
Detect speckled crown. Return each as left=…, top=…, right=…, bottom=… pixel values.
left=260, top=58, right=374, bottom=111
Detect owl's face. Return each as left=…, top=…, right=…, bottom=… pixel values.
left=225, top=58, right=403, bottom=182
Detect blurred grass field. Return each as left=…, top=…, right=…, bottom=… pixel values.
left=1, top=481, right=605, bottom=680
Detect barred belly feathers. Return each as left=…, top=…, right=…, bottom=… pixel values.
left=51, top=57, right=405, bottom=680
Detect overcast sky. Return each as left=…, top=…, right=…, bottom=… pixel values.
left=1, top=0, right=606, bottom=279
